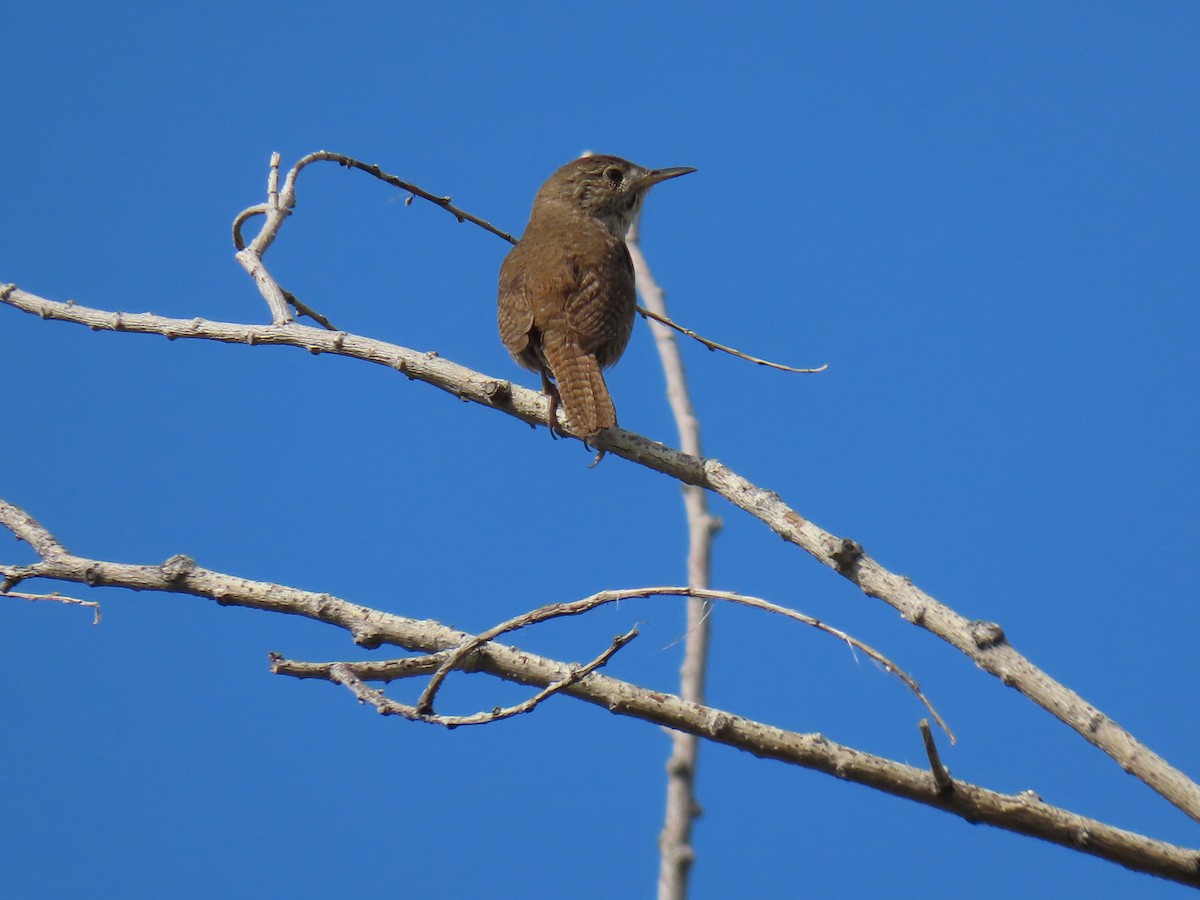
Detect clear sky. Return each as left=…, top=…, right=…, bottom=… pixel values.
left=3, top=2, right=1198, bottom=897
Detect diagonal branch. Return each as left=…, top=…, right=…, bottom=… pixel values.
left=3, top=283, right=1198, bottom=825
left=637, top=304, right=828, bottom=374
left=1, top=497, right=1198, bottom=887
left=272, top=150, right=518, bottom=248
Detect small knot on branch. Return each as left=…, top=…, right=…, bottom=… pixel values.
left=830, top=538, right=864, bottom=573
left=160, top=554, right=197, bottom=582
left=483, top=380, right=512, bottom=405
left=969, top=620, right=1007, bottom=649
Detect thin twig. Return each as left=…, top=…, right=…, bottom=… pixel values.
left=637, top=305, right=828, bottom=374
left=281, top=289, right=338, bottom=331
left=231, top=204, right=268, bottom=251
left=330, top=627, right=637, bottom=727
left=277, top=150, right=517, bottom=245
left=920, top=719, right=953, bottom=795
left=267, top=152, right=281, bottom=213
left=269, top=650, right=453, bottom=682
left=1, top=589, right=101, bottom=624
left=413, top=586, right=951, bottom=740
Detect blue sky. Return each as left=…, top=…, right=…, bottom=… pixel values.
left=3, top=2, right=1198, bottom=897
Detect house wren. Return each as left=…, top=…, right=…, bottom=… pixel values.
left=498, top=154, right=695, bottom=439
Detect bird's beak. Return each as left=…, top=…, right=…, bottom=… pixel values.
left=639, top=166, right=697, bottom=188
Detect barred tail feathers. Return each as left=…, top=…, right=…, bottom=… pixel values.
left=541, top=338, right=616, bottom=437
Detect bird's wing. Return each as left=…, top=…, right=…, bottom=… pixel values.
left=565, top=240, right=636, bottom=364
left=498, top=248, right=537, bottom=358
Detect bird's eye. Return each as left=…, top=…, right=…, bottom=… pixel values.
left=604, top=166, right=624, bottom=186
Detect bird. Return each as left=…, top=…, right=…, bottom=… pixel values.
left=498, top=154, right=695, bottom=440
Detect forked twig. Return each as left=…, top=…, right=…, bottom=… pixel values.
left=328, top=627, right=637, bottom=727
left=231, top=150, right=516, bottom=252
left=230, top=151, right=823, bottom=373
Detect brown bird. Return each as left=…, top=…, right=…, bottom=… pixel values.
left=498, top=154, right=695, bottom=439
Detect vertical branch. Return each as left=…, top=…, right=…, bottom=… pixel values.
left=628, top=226, right=722, bottom=900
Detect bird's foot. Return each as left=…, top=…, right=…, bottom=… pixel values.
left=542, top=377, right=565, bottom=439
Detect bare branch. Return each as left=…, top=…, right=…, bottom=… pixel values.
left=630, top=227, right=718, bottom=900
left=234, top=247, right=294, bottom=324
left=2, top=497, right=1198, bottom=887
left=4, top=283, right=1196, bottom=823
left=229, top=158, right=338, bottom=330
left=228, top=153, right=296, bottom=324
left=0, top=483, right=68, bottom=561
left=0, top=285, right=560, bottom=431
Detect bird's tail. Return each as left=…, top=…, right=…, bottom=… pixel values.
left=542, top=339, right=616, bottom=437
